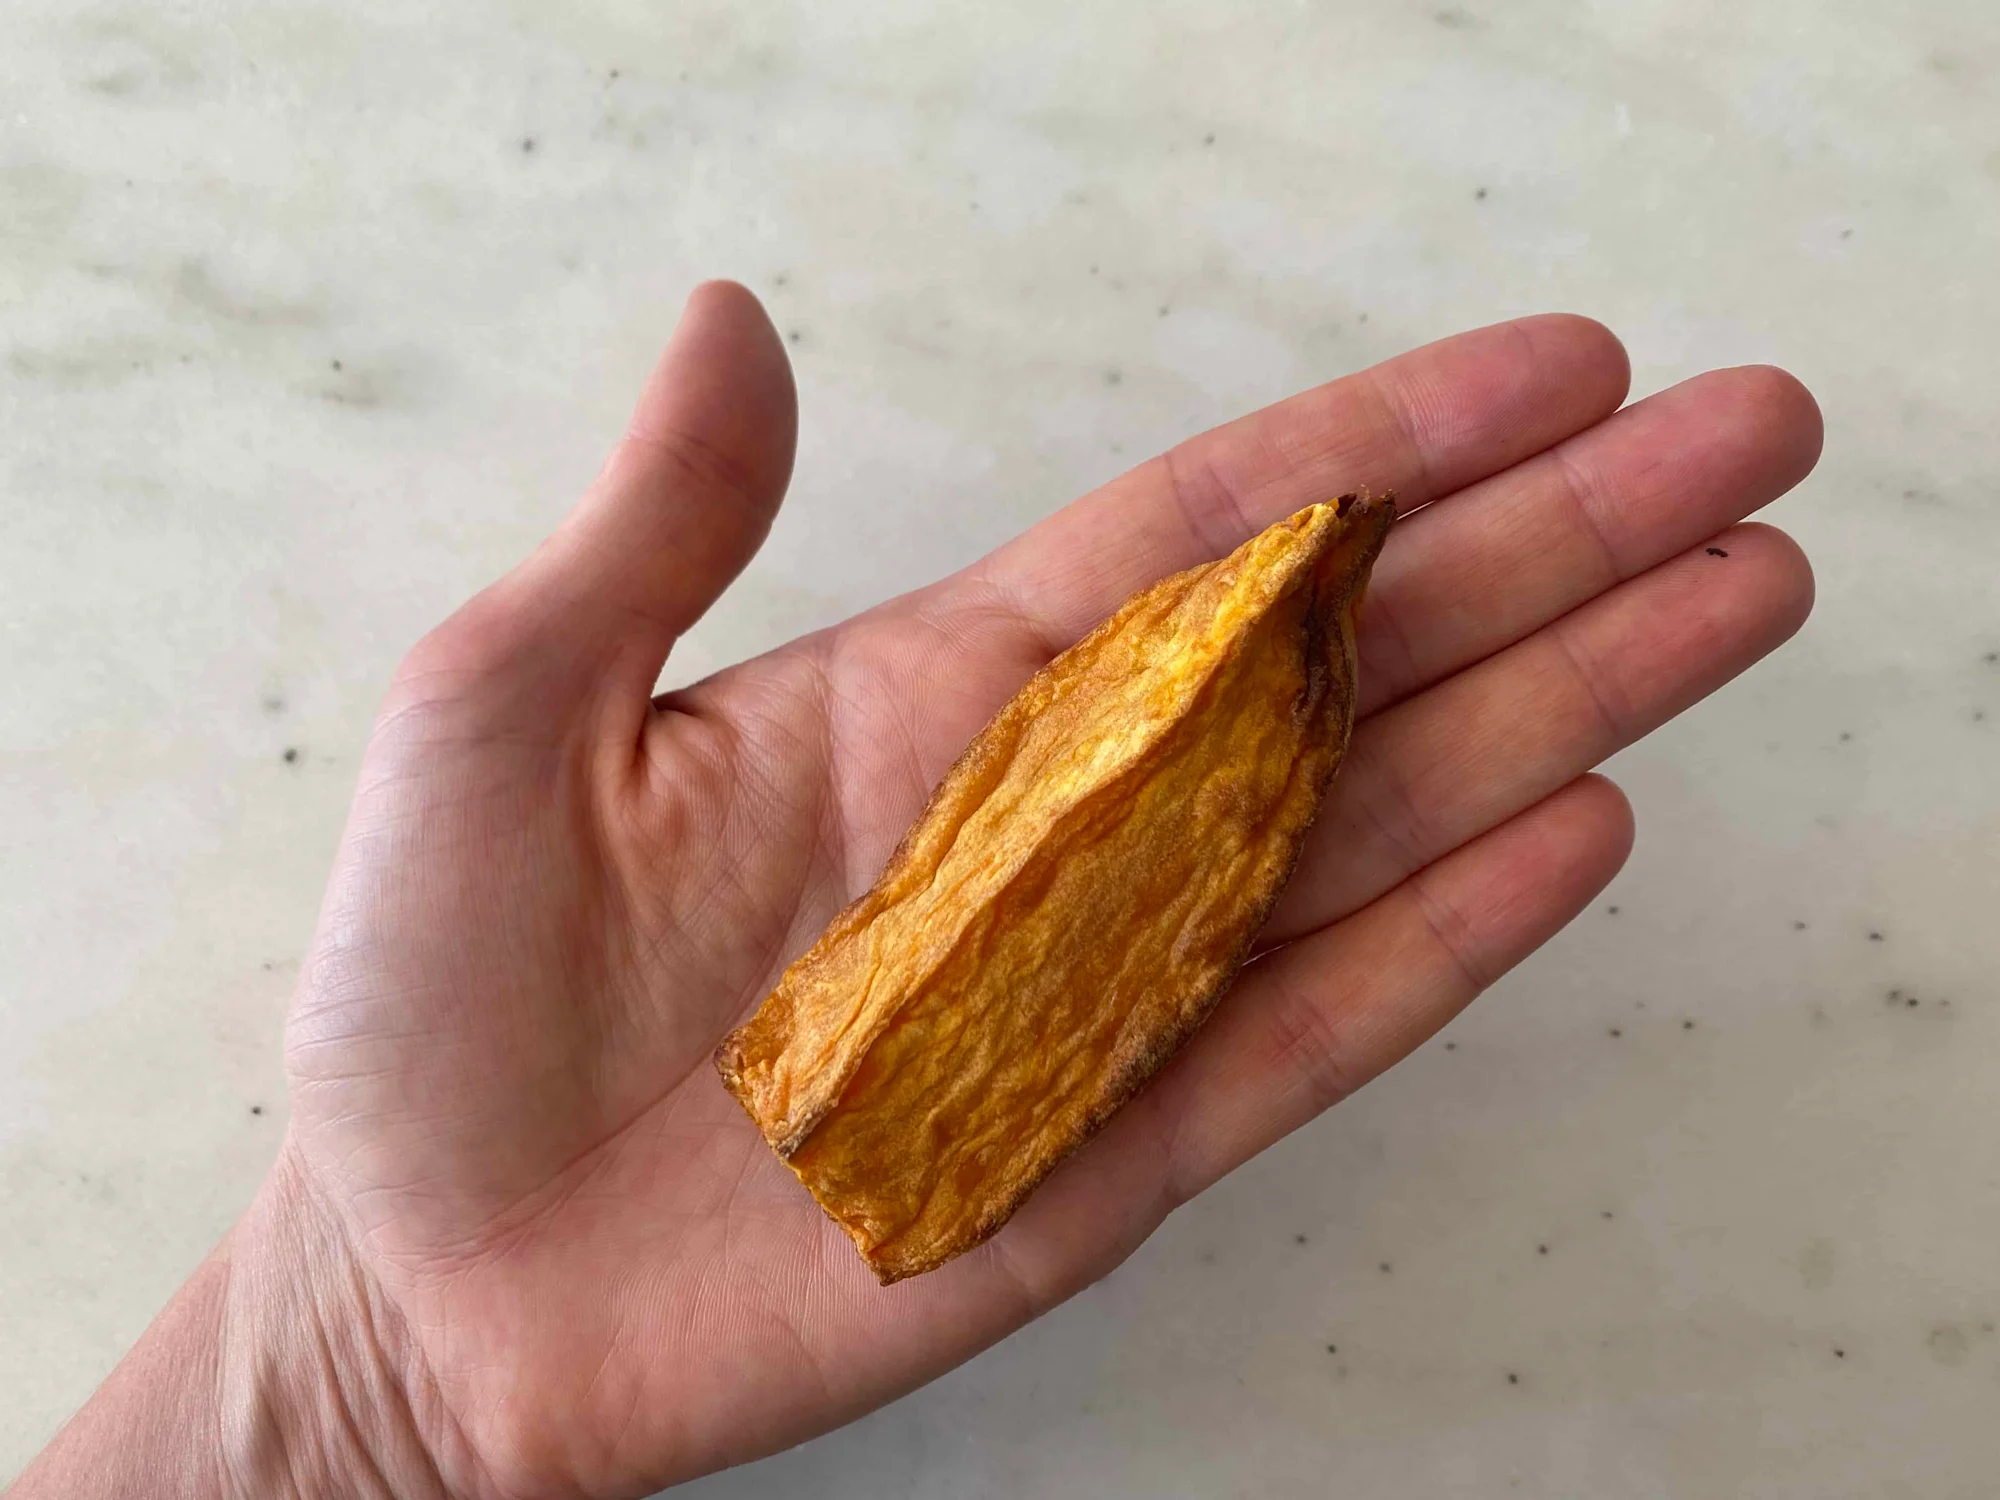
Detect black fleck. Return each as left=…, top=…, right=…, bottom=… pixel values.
left=1325, top=1342, right=1338, bottom=1354
left=521, top=136, right=537, bottom=154
left=1907, top=997, right=1919, bottom=1009
left=773, top=272, right=789, bottom=287
left=1507, top=1372, right=1520, bottom=1385
left=1104, top=368, right=1123, bottom=386
left=1443, top=1040, right=1457, bottom=1051
left=281, top=747, right=299, bottom=764
left=1868, top=930, right=1884, bottom=942
left=1840, top=228, right=1853, bottom=239
left=1537, top=1244, right=1549, bottom=1255
left=1683, top=1019, right=1696, bottom=1030
left=1608, top=1027, right=1623, bottom=1038
left=1707, top=546, right=1730, bottom=557
left=1794, top=920, right=1809, bottom=931
left=1984, top=651, right=1999, bottom=665
left=1157, top=304, right=1170, bottom=317
left=786, top=329, right=802, bottom=345
left=329, top=359, right=343, bottom=373
left=1475, top=186, right=1489, bottom=201
left=1839, top=732, right=1853, bottom=742
left=1601, top=1211, right=1615, bottom=1221
left=1834, top=1347, right=1846, bottom=1357
left=1379, top=1261, right=1392, bottom=1273
left=250, top=1104, right=264, bottom=1116
left=1295, top=1233, right=1308, bottom=1245
left=262, top=694, right=285, bottom=713
left=1203, top=133, right=1216, bottom=146
left=1607, top=904, right=1620, bottom=915
left=609, top=68, right=620, bottom=80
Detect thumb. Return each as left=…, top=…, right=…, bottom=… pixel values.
left=526, top=280, right=799, bottom=706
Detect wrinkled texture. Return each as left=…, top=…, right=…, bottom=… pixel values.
left=717, top=495, right=1395, bottom=1282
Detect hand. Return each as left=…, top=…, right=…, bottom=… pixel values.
left=14, top=285, right=1819, bottom=1500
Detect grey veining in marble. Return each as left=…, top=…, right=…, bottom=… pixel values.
left=4, top=1, right=1998, bottom=1494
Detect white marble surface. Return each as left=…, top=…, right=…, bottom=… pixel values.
left=4, top=1, right=1998, bottom=1493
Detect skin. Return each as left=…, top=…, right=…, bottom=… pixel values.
left=10, top=284, right=1821, bottom=1500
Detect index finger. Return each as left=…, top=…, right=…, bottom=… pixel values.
left=967, top=314, right=1631, bottom=651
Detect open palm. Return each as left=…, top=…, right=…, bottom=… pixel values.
left=275, top=283, right=1819, bottom=1498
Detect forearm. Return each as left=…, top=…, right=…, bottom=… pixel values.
left=9, top=1151, right=454, bottom=1500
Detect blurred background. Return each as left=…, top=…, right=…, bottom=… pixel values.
left=3, top=1, right=1996, bottom=1493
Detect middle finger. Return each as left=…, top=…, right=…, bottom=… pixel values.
left=1353, top=363, right=1822, bottom=717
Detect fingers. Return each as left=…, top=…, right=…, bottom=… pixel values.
left=513, top=281, right=798, bottom=704
left=968, top=315, right=1630, bottom=651
left=1354, top=364, right=1824, bottom=715
left=1147, top=774, right=1635, bottom=1207
left=1264, top=522, right=1812, bottom=944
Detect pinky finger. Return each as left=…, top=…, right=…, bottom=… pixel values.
left=1149, top=773, right=1635, bottom=1207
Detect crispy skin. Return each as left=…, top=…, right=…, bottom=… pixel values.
left=716, top=495, right=1395, bottom=1282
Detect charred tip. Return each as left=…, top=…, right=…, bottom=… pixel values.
left=1331, top=489, right=1397, bottom=523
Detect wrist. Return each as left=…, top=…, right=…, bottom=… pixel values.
left=216, top=1146, right=460, bottom=1500
left=11, top=1146, right=458, bottom=1500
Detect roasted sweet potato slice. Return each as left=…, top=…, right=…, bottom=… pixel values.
left=717, top=494, right=1395, bottom=1281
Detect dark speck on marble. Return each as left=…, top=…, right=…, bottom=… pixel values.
left=250, top=1105, right=264, bottom=1116
left=1294, top=1233, right=1308, bottom=1245
left=1325, top=1343, right=1337, bottom=1354
left=1203, top=133, right=1216, bottom=146
left=1794, top=920, right=1809, bottom=931
left=1434, top=6, right=1477, bottom=26
left=1869, top=930, right=1884, bottom=942
left=282, top=747, right=299, bottom=764
left=1606, top=904, right=1620, bottom=914
left=1379, top=1261, right=1392, bottom=1274
left=1537, top=1243, right=1548, bottom=1255
left=1608, top=1027, right=1623, bottom=1038
left=1601, top=1211, right=1614, bottom=1220
left=1157, top=304, right=1170, bottom=316
left=786, top=329, right=803, bottom=345
left=1506, top=1372, right=1520, bottom=1385
left=1103, top=369, right=1122, bottom=386
left=1683, top=1019, right=1696, bottom=1030
left=521, top=136, right=537, bottom=154
left=1443, top=1040, right=1457, bottom=1051
left=1475, top=186, right=1488, bottom=200
left=1834, top=1347, right=1846, bottom=1358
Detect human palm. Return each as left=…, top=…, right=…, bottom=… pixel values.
left=274, top=284, right=1819, bottom=1498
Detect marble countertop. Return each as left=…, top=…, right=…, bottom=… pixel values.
left=4, top=1, right=1997, bottom=1493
